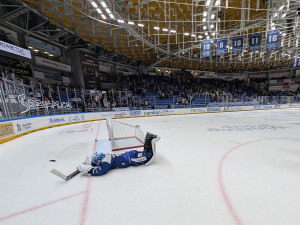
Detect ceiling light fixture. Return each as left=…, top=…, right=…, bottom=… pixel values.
left=100, top=2, right=107, bottom=8
left=184, top=33, right=189, bottom=36
left=101, top=14, right=107, bottom=19
left=138, top=23, right=144, bottom=27
left=191, top=34, right=196, bottom=37
left=279, top=5, right=285, bottom=10
left=105, top=8, right=111, bottom=13
left=203, top=18, right=206, bottom=22
left=203, top=11, right=207, bottom=17
left=117, top=19, right=124, bottom=23
left=91, top=1, right=98, bottom=8
left=154, top=26, right=160, bottom=30
left=203, top=26, right=207, bottom=30
left=109, top=14, right=114, bottom=19
left=96, top=8, right=102, bottom=14
left=215, top=0, right=220, bottom=6
left=170, top=30, right=176, bottom=33
left=281, top=13, right=287, bottom=18
left=162, top=28, right=168, bottom=31
left=211, top=14, right=215, bottom=19
left=128, top=21, right=134, bottom=25
left=210, top=24, right=214, bottom=28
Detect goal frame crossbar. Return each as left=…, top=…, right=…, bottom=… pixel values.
left=106, top=118, right=145, bottom=151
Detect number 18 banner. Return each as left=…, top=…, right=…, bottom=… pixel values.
left=216, top=38, right=227, bottom=56
left=232, top=36, right=243, bottom=55
left=266, top=30, right=280, bottom=51
left=201, top=40, right=212, bottom=58
left=248, top=33, right=261, bottom=53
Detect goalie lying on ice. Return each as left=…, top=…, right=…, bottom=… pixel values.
left=77, top=132, right=161, bottom=176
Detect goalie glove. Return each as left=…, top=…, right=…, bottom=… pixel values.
left=77, top=163, right=93, bottom=175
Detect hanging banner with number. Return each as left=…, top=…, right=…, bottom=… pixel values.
left=201, top=40, right=212, bottom=58
left=298, top=56, right=300, bottom=67
left=232, top=36, right=243, bottom=55
left=266, top=30, right=280, bottom=51
left=293, top=57, right=298, bottom=68
left=216, top=38, right=227, bottom=56
left=248, top=33, right=261, bottom=53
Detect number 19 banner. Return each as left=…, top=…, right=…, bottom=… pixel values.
left=232, top=36, right=244, bottom=55
left=216, top=38, right=227, bottom=56
left=266, top=30, right=280, bottom=51
left=248, top=33, right=261, bottom=53
left=201, top=40, right=212, bottom=58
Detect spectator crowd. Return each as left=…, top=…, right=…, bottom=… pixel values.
left=1, top=65, right=300, bottom=114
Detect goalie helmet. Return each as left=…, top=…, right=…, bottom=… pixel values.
left=91, top=152, right=105, bottom=165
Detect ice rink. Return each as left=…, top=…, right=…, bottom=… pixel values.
left=0, top=108, right=300, bottom=225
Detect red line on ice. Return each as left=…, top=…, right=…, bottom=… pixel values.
left=0, top=191, right=86, bottom=222
left=79, top=120, right=101, bottom=225
left=218, top=144, right=245, bottom=225
left=218, top=138, right=274, bottom=225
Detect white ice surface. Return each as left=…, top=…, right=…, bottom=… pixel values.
left=0, top=108, right=300, bottom=225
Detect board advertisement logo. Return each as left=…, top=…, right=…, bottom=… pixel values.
left=49, top=118, right=66, bottom=124
left=191, top=108, right=206, bottom=113
left=114, top=112, right=127, bottom=118
left=143, top=110, right=162, bottom=116
left=68, top=115, right=84, bottom=122
left=0, top=122, right=15, bottom=138
left=130, top=110, right=141, bottom=117
left=16, top=122, right=32, bottom=132
left=207, top=107, right=221, bottom=112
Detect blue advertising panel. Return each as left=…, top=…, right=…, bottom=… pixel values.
left=216, top=38, right=227, bottom=56
left=232, top=36, right=243, bottom=54
left=201, top=40, right=212, bottom=58
left=248, top=33, right=261, bottom=52
left=266, top=30, right=280, bottom=51
left=298, top=56, right=300, bottom=67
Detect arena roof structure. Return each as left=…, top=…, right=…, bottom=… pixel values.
left=1, top=0, right=300, bottom=72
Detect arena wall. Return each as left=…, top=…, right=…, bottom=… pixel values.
left=1, top=103, right=300, bottom=144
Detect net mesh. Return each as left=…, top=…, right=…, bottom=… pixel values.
left=106, top=118, right=145, bottom=150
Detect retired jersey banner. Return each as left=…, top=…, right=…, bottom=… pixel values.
left=216, top=38, right=227, bottom=56
left=232, top=36, right=243, bottom=54
left=201, top=40, right=212, bottom=58
left=266, top=30, right=280, bottom=51
left=248, top=33, right=261, bottom=52
left=293, top=57, right=298, bottom=68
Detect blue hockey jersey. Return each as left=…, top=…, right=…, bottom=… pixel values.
left=89, top=150, right=152, bottom=176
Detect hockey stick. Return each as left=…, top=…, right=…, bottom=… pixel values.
left=51, top=169, right=80, bottom=181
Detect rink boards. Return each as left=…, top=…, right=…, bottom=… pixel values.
left=1, top=103, right=300, bottom=144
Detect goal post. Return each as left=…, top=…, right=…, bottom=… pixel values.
left=106, top=118, right=145, bottom=151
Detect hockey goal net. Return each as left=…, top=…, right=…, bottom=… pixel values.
left=106, top=118, right=145, bottom=151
